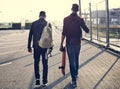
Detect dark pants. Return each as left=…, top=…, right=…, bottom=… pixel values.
left=66, top=45, right=81, bottom=82
left=33, top=47, right=48, bottom=84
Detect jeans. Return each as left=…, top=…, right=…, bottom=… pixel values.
left=66, top=45, right=81, bottom=82
left=34, top=47, right=48, bottom=84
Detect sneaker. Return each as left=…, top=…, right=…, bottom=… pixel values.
left=71, top=81, right=77, bottom=87
left=42, top=83, right=48, bottom=87
left=35, top=79, right=40, bottom=85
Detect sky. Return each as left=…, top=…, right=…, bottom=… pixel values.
left=0, top=0, right=120, bottom=23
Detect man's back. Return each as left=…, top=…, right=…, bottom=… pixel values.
left=62, top=13, right=89, bottom=45
left=28, top=18, right=47, bottom=49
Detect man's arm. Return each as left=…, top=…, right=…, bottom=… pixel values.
left=59, top=18, right=66, bottom=51
left=81, top=18, right=89, bottom=33
left=27, top=23, right=33, bottom=53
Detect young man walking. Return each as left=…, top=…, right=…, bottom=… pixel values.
left=27, top=11, right=51, bottom=87
left=60, top=4, right=89, bottom=87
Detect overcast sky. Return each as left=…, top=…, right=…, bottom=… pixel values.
left=0, top=0, right=119, bottom=22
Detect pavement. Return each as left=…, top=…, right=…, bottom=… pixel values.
left=33, top=28, right=120, bottom=89
left=34, top=40, right=120, bottom=89
left=0, top=29, right=120, bottom=89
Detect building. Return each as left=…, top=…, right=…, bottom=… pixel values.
left=91, top=8, right=120, bottom=25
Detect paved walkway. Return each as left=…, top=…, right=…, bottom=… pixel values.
left=32, top=30, right=120, bottom=89
left=0, top=30, right=119, bottom=89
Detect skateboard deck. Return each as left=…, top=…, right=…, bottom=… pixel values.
left=59, top=47, right=66, bottom=75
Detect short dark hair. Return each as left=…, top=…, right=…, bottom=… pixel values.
left=39, top=11, right=46, bottom=17
left=72, top=4, right=79, bottom=12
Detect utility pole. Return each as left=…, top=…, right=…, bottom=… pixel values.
left=79, top=0, right=81, bottom=16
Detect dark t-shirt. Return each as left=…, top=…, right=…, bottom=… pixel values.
left=62, top=13, right=89, bottom=46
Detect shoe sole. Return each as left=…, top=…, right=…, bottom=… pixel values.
left=70, top=82, right=77, bottom=88
left=42, top=83, right=48, bottom=87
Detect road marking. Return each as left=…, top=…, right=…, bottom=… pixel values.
left=0, top=62, right=12, bottom=67
left=0, top=49, right=25, bottom=55
left=0, top=44, right=26, bottom=49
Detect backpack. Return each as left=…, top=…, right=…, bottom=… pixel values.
left=38, top=22, right=53, bottom=48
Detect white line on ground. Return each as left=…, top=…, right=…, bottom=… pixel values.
left=0, top=49, right=25, bottom=55
left=0, top=62, right=12, bottom=67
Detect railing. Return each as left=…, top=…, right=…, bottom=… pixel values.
left=82, top=0, right=120, bottom=52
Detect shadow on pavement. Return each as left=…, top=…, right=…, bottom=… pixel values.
left=0, top=54, right=32, bottom=65
left=63, top=82, right=76, bottom=89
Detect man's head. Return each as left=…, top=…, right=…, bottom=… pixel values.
left=71, top=4, right=79, bottom=12
left=39, top=11, right=46, bottom=18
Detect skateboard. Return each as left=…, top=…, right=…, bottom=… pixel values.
left=59, top=47, right=66, bottom=75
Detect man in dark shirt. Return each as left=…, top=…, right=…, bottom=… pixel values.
left=27, top=11, right=51, bottom=87
left=60, top=4, right=89, bottom=87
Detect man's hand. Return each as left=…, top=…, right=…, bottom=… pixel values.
left=28, top=48, right=32, bottom=53
left=60, top=35, right=65, bottom=52
left=59, top=45, right=65, bottom=52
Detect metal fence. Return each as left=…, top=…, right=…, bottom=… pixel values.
left=82, top=0, right=120, bottom=52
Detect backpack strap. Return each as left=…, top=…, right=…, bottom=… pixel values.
left=46, top=22, right=49, bottom=27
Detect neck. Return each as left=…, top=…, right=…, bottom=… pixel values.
left=40, top=16, right=45, bottom=19
left=72, top=11, right=77, bottom=13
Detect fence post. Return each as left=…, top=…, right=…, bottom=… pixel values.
left=79, top=0, right=81, bottom=16
left=105, top=0, right=110, bottom=47
left=96, top=5, right=99, bottom=41
left=89, top=3, right=92, bottom=41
